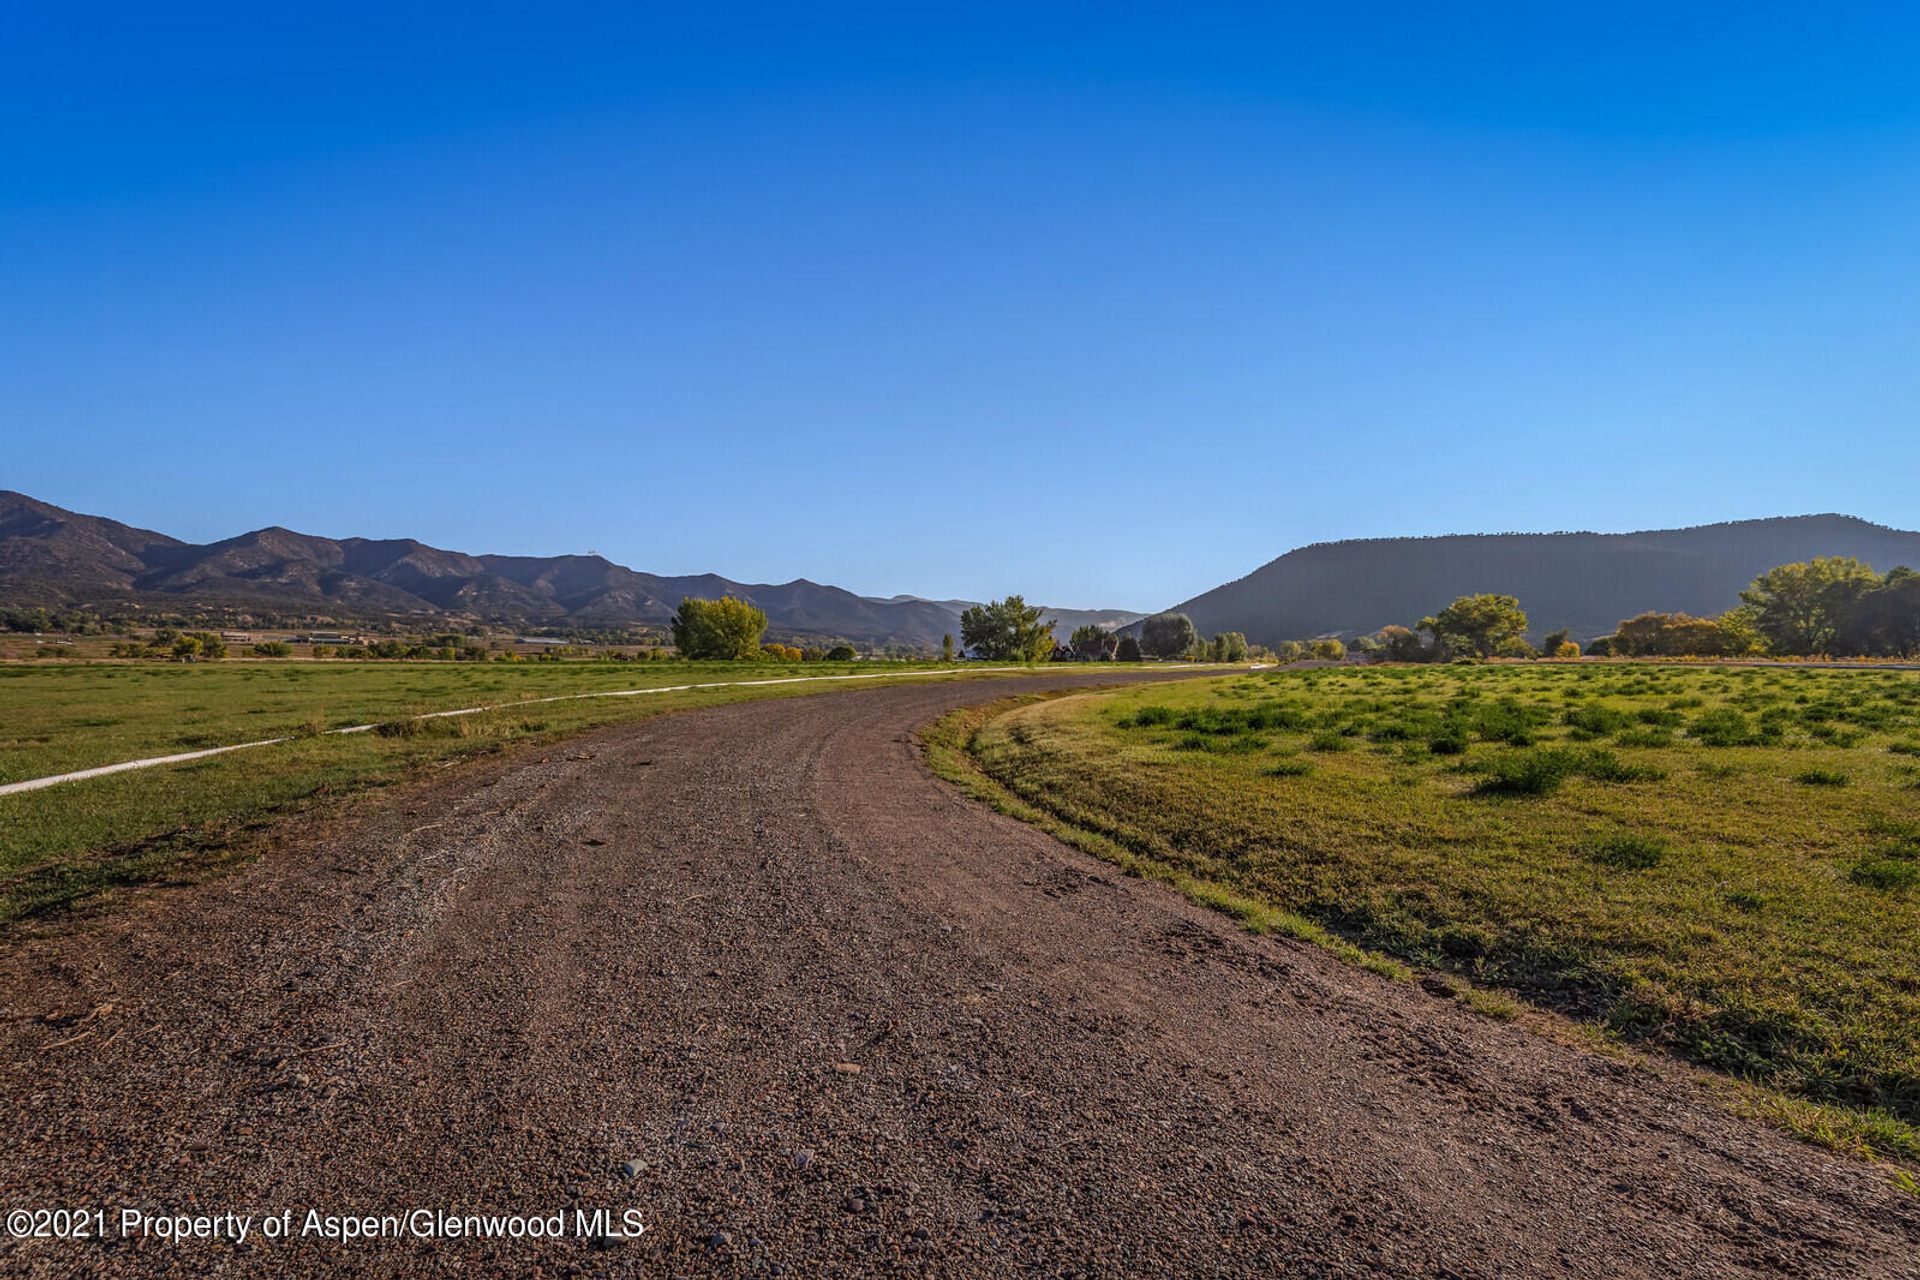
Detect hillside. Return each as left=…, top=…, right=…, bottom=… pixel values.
left=0, top=492, right=1133, bottom=648
left=1168, top=516, right=1920, bottom=644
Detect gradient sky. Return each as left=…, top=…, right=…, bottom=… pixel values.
left=6, top=4, right=1920, bottom=610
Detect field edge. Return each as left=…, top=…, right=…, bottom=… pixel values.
left=917, top=688, right=1920, bottom=1175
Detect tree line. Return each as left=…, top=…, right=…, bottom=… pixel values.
left=1355, top=556, right=1920, bottom=662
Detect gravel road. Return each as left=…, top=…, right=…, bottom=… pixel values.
left=2, top=669, right=1916, bottom=1278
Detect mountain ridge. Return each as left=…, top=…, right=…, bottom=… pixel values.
left=1166, top=514, right=1920, bottom=644
left=0, top=492, right=1136, bottom=648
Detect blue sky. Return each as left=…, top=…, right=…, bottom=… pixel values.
left=6, top=4, right=1919, bottom=609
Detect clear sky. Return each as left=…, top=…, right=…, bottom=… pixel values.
left=6, top=4, right=1919, bottom=610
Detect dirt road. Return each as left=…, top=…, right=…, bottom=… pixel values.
left=2, top=670, right=1916, bottom=1277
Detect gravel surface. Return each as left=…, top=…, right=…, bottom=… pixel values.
left=2, top=669, right=1916, bottom=1278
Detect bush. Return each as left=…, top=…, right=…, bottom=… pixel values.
left=1564, top=705, right=1633, bottom=735
left=1690, top=708, right=1762, bottom=747
left=1311, top=638, right=1346, bottom=661
left=1471, top=698, right=1550, bottom=744
left=1474, top=748, right=1581, bottom=795
left=1579, top=749, right=1667, bottom=783
left=1615, top=728, right=1674, bottom=748
left=250, top=641, right=293, bottom=658
left=1115, top=634, right=1143, bottom=662
left=1475, top=747, right=1664, bottom=794
left=825, top=644, right=857, bottom=661
left=1794, top=769, right=1851, bottom=787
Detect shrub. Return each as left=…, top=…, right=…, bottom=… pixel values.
left=1690, top=708, right=1761, bottom=747
left=1564, top=705, right=1633, bottom=735
left=1470, top=746, right=1661, bottom=795
left=1267, top=759, right=1314, bottom=777
left=1471, top=698, right=1550, bottom=744
left=1128, top=705, right=1176, bottom=727
left=1615, top=728, right=1675, bottom=748
left=1474, top=748, right=1580, bottom=795
left=825, top=644, right=857, bottom=661
left=1794, top=769, right=1851, bottom=788
left=1578, top=750, right=1668, bottom=783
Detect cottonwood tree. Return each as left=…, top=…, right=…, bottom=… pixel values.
left=1069, top=624, right=1116, bottom=660
left=1420, top=594, right=1530, bottom=659
left=1139, top=612, right=1197, bottom=659
left=1208, top=632, right=1249, bottom=662
left=670, top=596, right=768, bottom=659
left=959, top=596, right=1057, bottom=662
left=1740, top=557, right=1882, bottom=656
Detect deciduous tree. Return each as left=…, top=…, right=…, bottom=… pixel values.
left=670, top=596, right=769, bottom=660
left=1739, top=557, right=1881, bottom=655
left=1139, top=612, right=1197, bottom=659
left=960, top=596, right=1057, bottom=662
left=1419, top=594, right=1530, bottom=659
left=1069, top=624, right=1115, bottom=660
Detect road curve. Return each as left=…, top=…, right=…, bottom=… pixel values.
left=2, top=670, right=1916, bottom=1278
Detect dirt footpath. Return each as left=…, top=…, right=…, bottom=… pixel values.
left=2, top=670, right=1915, bottom=1277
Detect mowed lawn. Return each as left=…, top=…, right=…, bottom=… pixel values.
left=0, top=658, right=985, bottom=925
left=952, top=664, right=1920, bottom=1157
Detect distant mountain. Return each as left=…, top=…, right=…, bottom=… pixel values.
left=0, top=491, right=1132, bottom=649
left=1165, top=516, right=1920, bottom=645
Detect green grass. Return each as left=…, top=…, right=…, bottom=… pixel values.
left=938, top=663, right=1920, bottom=1162
left=0, top=658, right=1056, bottom=925
left=0, top=658, right=964, bottom=784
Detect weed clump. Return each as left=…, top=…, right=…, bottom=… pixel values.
left=1584, top=833, right=1669, bottom=870
left=1473, top=747, right=1665, bottom=796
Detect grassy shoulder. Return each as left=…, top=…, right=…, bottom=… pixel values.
left=927, top=664, right=1920, bottom=1165
left=0, top=659, right=1066, bottom=927
left=0, top=658, right=952, bottom=784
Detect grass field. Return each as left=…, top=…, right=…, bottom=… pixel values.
left=0, top=658, right=1041, bottom=926
left=933, top=662, right=1920, bottom=1160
